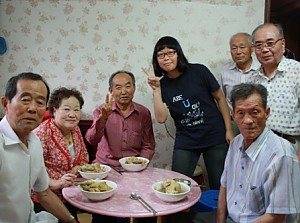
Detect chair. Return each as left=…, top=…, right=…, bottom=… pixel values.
left=190, top=190, right=219, bottom=212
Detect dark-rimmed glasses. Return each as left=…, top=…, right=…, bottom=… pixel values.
left=157, top=50, right=176, bottom=59
left=253, top=38, right=283, bottom=51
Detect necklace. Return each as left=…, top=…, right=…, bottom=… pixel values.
left=66, top=134, right=73, bottom=145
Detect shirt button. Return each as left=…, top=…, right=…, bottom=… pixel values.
left=235, top=202, right=237, bottom=205
left=241, top=166, right=244, bottom=170
left=240, top=184, right=242, bottom=188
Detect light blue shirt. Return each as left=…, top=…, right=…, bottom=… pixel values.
left=221, top=128, right=300, bottom=223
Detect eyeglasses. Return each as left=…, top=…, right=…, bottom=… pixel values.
left=157, top=50, right=176, bottom=59
left=253, top=38, right=283, bottom=51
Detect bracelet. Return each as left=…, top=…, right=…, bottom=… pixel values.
left=66, top=215, right=75, bottom=223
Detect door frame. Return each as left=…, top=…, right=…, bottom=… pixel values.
left=265, top=0, right=271, bottom=22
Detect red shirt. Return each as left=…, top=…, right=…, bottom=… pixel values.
left=85, top=101, right=155, bottom=167
left=32, top=118, right=89, bottom=201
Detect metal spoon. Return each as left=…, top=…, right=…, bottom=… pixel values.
left=129, top=192, right=157, bottom=214
left=173, top=178, right=206, bottom=188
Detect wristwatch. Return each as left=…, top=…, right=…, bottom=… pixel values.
left=66, top=215, right=75, bottom=223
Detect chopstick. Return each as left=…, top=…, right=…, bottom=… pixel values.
left=138, top=196, right=157, bottom=215
left=111, top=166, right=123, bottom=175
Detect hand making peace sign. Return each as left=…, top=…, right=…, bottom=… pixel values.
left=99, top=93, right=113, bottom=121
left=142, top=64, right=161, bottom=91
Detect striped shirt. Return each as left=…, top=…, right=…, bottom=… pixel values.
left=221, top=128, right=300, bottom=223
left=220, top=58, right=260, bottom=111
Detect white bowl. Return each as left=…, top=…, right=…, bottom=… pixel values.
left=119, top=157, right=149, bottom=172
left=79, top=179, right=117, bottom=201
left=78, top=164, right=111, bottom=180
left=152, top=181, right=190, bottom=202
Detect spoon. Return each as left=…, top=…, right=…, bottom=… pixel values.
left=173, top=178, right=206, bottom=188
left=130, top=192, right=157, bottom=214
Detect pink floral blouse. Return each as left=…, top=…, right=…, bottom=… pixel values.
left=32, top=118, right=89, bottom=202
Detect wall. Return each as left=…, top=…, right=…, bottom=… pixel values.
left=0, top=0, right=264, bottom=169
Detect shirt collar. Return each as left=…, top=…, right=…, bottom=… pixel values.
left=112, top=101, right=140, bottom=114
left=244, top=127, right=270, bottom=161
left=0, top=116, right=20, bottom=145
left=229, top=57, right=260, bottom=73
left=277, top=56, right=288, bottom=72
left=258, top=56, right=286, bottom=77
left=0, top=116, right=35, bottom=149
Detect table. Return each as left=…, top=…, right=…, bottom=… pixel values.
left=63, top=167, right=201, bottom=219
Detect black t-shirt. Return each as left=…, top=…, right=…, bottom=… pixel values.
left=160, top=63, right=226, bottom=149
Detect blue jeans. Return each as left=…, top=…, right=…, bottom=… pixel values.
left=172, top=143, right=228, bottom=190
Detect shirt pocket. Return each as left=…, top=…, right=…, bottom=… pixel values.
left=246, top=186, right=265, bottom=214
left=128, top=130, right=142, bottom=148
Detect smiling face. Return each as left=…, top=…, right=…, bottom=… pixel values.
left=1, top=79, right=48, bottom=140
left=230, top=33, right=253, bottom=70
left=253, top=24, right=285, bottom=68
left=53, top=96, right=81, bottom=133
left=157, top=47, right=179, bottom=76
left=232, top=93, right=270, bottom=148
left=109, top=72, right=135, bottom=108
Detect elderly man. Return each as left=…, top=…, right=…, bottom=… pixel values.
left=248, top=23, right=300, bottom=160
left=220, top=32, right=260, bottom=111
left=0, top=72, right=77, bottom=223
left=220, top=32, right=260, bottom=136
left=86, top=70, right=156, bottom=223
left=85, top=70, right=155, bottom=167
left=217, top=83, right=300, bottom=223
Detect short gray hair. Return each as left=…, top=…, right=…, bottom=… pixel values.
left=108, top=70, right=136, bottom=88
left=251, top=23, right=284, bottom=43
left=230, top=32, right=252, bottom=45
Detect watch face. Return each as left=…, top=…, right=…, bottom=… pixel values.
left=0, top=37, right=7, bottom=55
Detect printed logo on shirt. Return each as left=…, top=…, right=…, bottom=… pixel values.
left=180, top=100, right=204, bottom=127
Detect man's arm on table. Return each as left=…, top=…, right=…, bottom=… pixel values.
left=36, top=188, right=78, bottom=223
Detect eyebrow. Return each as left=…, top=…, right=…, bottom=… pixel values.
left=254, top=38, right=276, bottom=43
left=114, top=81, right=132, bottom=86
left=21, top=92, right=46, bottom=100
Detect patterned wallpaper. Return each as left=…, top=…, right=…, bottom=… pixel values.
left=0, top=0, right=264, bottom=169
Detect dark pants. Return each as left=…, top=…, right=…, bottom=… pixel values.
left=91, top=214, right=157, bottom=223
left=172, top=143, right=228, bottom=190
left=34, top=201, right=79, bottom=223
left=91, top=214, right=129, bottom=223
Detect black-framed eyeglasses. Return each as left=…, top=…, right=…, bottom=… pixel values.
left=253, top=38, right=283, bottom=51
left=157, top=50, right=177, bottom=59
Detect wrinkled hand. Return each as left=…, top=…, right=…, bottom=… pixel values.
left=142, top=64, right=161, bottom=91
left=59, top=173, right=77, bottom=189
left=99, top=93, right=113, bottom=121
left=69, top=165, right=80, bottom=175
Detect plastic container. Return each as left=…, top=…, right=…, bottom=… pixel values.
left=190, top=190, right=219, bottom=212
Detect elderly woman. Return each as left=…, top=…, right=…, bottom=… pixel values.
left=32, top=87, right=89, bottom=221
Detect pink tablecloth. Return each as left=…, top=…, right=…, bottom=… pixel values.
left=62, top=167, right=201, bottom=218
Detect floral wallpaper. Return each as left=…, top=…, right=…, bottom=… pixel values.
left=0, top=0, right=264, bottom=171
